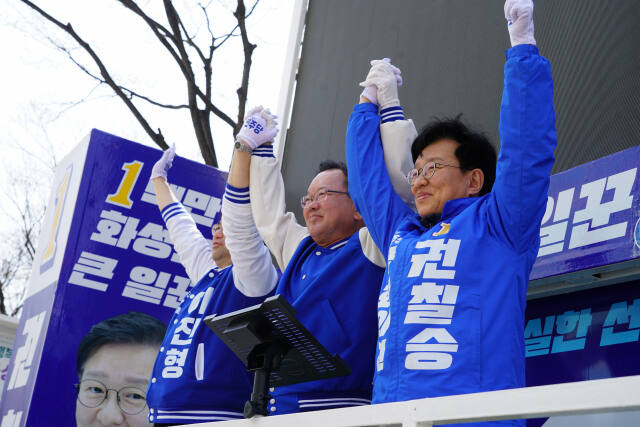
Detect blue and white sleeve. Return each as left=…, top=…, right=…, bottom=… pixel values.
left=161, top=202, right=215, bottom=283
left=221, top=183, right=278, bottom=297
left=346, top=103, right=414, bottom=259
left=380, top=105, right=418, bottom=211
left=249, top=144, right=309, bottom=270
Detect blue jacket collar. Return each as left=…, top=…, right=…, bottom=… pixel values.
left=440, top=197, right=479, bottom=221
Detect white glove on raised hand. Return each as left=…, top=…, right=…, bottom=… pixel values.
left=150, top=144, right=176, bottom=180
left=236, top=106, right=279, bottom=149
left=360, top=59, right=402, bottom=109
left=504, top=0, right=535, bottom=47
left=360, top=58, right=402, bottom=106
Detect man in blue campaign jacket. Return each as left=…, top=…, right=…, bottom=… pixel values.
left=145, top=145, right=278, bottom=425
left=346, top=1, right=556, bottom=425
left=224, top=106, right=414, bottom=415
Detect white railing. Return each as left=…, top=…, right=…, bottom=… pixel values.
left=177, top=375, right=640, bottom=427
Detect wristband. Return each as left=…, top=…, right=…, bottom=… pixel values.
left=234, top=140, right=253, bottom=154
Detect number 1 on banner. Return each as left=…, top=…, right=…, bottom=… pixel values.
left=107, top=161, right=143, bottom=208
left=40, top=165, right=73, bottom=274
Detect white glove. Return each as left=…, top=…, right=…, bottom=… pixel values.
left=504, top=0, right=535, bottom=47
left=359, top=59, right=402, bottom=109
left=150, top=144, right=175, bottom=180
left=236, top=106, right=279, bottom=149
left=360, top=58, right=402, bottom=106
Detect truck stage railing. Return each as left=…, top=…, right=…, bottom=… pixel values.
left=175, top=375, right=640, bottom=427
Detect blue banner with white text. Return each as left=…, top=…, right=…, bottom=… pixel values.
left=0, top=129, right=228, bottom=427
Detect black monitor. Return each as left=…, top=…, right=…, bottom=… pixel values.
left=204, top=295, right=351, bottom=417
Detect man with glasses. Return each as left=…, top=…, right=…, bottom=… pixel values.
left=346, top=1, right=556, bottom=424
left=222, top=104, right=413, bottom=415
left=144, top=146, right=278, bottom=425
left=75, top=311, right=166, bottom=427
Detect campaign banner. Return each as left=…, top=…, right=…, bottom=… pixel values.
left=525, top=145, right=640, bottom=425
left=0, top=129, right=227, bottom=427
left=525, top=279, right=640, bottom=426
left=530, top=144, right=640, bottom=280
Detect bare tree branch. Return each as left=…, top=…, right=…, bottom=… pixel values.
left=162, top=0, right=217, bottom=166
left=0, top=158, right=50, bottom=317
left=177, top=11, right=208, bottom=65
left=234, top=0, right=258, bottom=136
left=18, top=0, right=261, bottom=167
left=117, top=0, right=184, bottom=68
left=11, top=303, right=24, bottom=317
left=49, top=82, right=103, bottom=120
left=49, top=41, right=191, bottom=111
left=115, top=0, right=238, bottom=164
left=121, top=87, right=191, bottom=110
left=214, top=0, right=259, bottom=49
left=200, top=2, right=216, bottom=48
left=20, top=0, right=170, bottom=149
left=117, top=0, right=238, bottom=130
left=0, top=260, right=19, bottom=315
left=201, top=3, right=215, bottom=104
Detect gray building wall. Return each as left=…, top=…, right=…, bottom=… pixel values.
left=282, top=0, right=640, bottom=221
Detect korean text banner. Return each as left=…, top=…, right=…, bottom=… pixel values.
left=525, top=279, right=640, bottom=426
left=531, top=144, right=640, bottom=280
left=0, top=129, right=227, bottom=427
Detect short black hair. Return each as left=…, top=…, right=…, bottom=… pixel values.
left=316, top=159, right=348, bottom=188
left=411, top=116, right=497, bottom=196
left=76, top=311, right=166, bottom=379
left=316, top=159, right=347, bottom=177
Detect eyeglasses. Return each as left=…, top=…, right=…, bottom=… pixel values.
left=406, top=161, right=463, bottom=185
left=74, top=379, right=148, bottom=415
left=300, top=187, right=350, bottom=208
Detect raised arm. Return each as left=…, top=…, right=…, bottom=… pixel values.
left=360, top=58, right=417, bottom=211
left=249, top=146, right=309, bottom=271
left=380, top=110, right=417, bottom=212
left=150, top=144, right=178, bottom=211
left=221, top=107, right=279, bottom=297
left=488, top=0, right=556, bottom=251
left=150, top=146, right=215, bottom=283
left=346, top=104, right=414, bottom=259
left=347, top=60, right=416, bottom=258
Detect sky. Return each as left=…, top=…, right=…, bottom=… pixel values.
left=0, top=0, right=298, bottom=314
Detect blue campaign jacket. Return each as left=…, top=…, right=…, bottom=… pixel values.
left=146, top=266, right=269, bottom=424
left=346, top=45, right=556, bottom=426
left=268, top=233, right=384, bottom=414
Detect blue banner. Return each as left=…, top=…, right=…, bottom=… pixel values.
left=525, top=279, right=640, bottom=426
left=531, top=144, right=640, bottom=280
left=0, top=129, right=228, bottom=426
left=526, top=143, right=640, bottom=426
